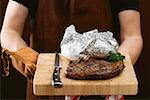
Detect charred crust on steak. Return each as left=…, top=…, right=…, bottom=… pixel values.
left=65, top=58, right=125, bottom=80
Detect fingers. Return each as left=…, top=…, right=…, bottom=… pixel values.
left=2, top=47, right=38, bottom=82
left=24, top=63, right=36, bottom=81
left=11, top=56, right=26, bottom=75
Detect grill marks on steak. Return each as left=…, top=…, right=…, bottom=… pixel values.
left=66, top=58, right=125, bottom=80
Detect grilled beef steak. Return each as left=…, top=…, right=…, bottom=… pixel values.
left=66, top=58, right=125, bottom=80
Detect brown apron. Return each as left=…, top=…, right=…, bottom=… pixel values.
left=27, top=0, right=113, bottom=99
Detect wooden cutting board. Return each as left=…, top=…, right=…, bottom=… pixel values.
left=33, top=53, right=138, bottom=96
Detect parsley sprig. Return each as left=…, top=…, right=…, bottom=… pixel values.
left=107, top=51, right=125, bottom=62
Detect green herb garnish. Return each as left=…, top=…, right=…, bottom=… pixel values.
left=107, top=51, right=125, bottom=62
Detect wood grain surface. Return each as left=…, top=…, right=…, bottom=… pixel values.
left=33, top=53, right=138, bottom=96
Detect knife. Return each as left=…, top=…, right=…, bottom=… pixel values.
left=52, top=52, right=63, bottom=88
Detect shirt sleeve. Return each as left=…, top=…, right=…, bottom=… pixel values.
left=12, top=0, right=38, bottom=18
left=12, top=0, right=32, bottom=10
left=110, top=0, right=140, bottom=14
left=109, top=0, right=140, bottom=38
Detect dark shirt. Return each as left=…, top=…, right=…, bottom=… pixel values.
left=12, top=0, right=140, bottom=43
left=13, top=0, right=139, bottom=20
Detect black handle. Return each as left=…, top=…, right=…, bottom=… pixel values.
left=52, top=68, right=63, bottom=88
left=52, top=52, right=63, bottom=88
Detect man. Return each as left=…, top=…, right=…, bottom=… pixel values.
left=1, top=0, right=143, bottom=100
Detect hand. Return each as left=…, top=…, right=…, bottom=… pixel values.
left=3, top=47, right=39, bottom=81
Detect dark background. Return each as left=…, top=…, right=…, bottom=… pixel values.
left=1, top=0, right=150, bottom=99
